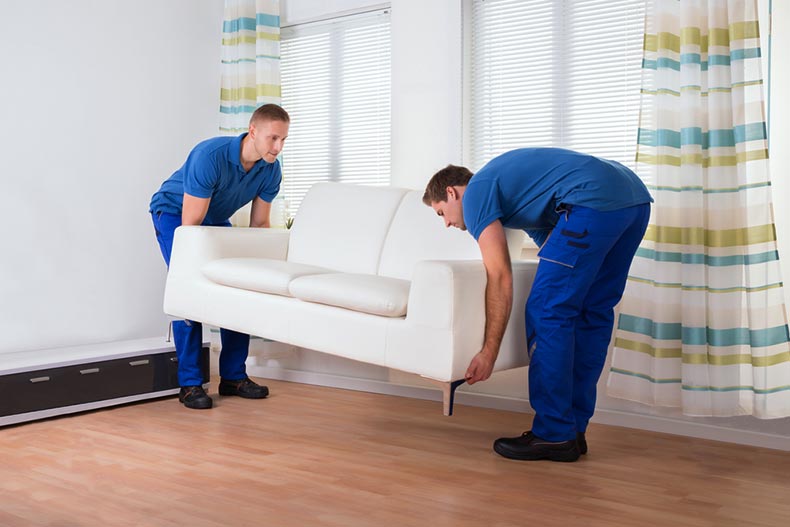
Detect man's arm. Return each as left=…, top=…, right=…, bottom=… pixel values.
left=182, top=194, right=210, bottom=226
left=249, top=197, right=272, bottom=228
left=465, top=219, right=513, bottom=384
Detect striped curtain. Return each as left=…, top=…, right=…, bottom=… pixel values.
left=220, top=0, right=281, bottom=228
left=608, top=0, right=790, bottom=418
left=220, top=0, right=281, bottom=134
left=213, top=0, right=282, bottom=353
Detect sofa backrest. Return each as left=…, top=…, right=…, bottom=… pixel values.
left=377, top=190, right=481, bottom=280
left=287, top=183, right=408, bottom=274
left=377, top=190, right=525, bottom=280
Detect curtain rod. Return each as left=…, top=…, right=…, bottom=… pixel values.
left=281, top=4, right=391, bottom=29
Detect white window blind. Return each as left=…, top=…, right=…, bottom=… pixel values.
left=280, top=10, right=391, bottom=218
left=469, top=0, right=645, bottom=171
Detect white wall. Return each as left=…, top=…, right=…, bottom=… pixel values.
left=390, top=0, right=463, bottom=189
left=0, top=0, right=224, bottom=353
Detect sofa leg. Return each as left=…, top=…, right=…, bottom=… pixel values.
left=442, top=379, right=466, bottom=416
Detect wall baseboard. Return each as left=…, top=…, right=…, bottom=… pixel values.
left=246, top=364, right=790, bottom=452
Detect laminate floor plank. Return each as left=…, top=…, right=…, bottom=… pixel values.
left=1, top=378, right=788, bottom=527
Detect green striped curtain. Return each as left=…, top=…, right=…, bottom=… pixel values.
left=220, top=0, right=281, bottom=133
left=608, top=0, right=790, bottom=418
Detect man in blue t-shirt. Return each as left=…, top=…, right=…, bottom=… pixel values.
left=149, top=104, right=290, bottom=410
left=423, top=148, right=652, bottom=462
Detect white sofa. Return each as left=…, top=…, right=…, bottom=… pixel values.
left=164, top=183, right=538, bottom=414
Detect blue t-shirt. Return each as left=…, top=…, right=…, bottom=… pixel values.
left=149, top=133, right=282, bottom=225
left=462, top=148, right=653, bottom=246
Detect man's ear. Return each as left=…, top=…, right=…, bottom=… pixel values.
left=446, top=186, right=456, bottom=200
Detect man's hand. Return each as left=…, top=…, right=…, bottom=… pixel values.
left=465, top=350, right=496, bottom=385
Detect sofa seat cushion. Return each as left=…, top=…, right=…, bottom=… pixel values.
left=288, top=273, right=410, bottom=318
left=202, top=258, right=334, bottom=297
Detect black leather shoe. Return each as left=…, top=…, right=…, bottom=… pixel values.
left=577, top=432, right=587, bottom=455
left=493, top=431, right=580, bottom=462
left=179, top=386, right=213, bottom=409
left=218, top=377, right=269, bottom=399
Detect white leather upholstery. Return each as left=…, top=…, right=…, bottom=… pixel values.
left=378, top=191, right=482, bottom=280
left=386, top=259, right=536, bottom=380
left=286, top=183, right=408, bottom=274
left=164, top=182, right=539, bottom=385
left=289, top=273, right=410, bottom=317
left=378, top=190, right=526, bottom=280
left=202, top=258, right=334, bottom=297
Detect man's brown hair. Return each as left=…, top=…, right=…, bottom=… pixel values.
left=250, top=103, right=290, bottom=125
left=422, top=164, right=474, bottom=205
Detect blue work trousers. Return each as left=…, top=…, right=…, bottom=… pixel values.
left=151, top=211, right=249, bottom=386
left=526, top=203, right=650, bottom=441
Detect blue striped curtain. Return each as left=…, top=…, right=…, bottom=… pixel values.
left=212, top=0, right=283, bottom=352
left=608, top=0, right=790, bottom=418
left=219, top=0, right=281, bottom=134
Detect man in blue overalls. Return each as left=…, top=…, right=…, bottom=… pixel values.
left=424, top=148, right=652, bottom=461
left=149, top=104, right=290, bottom=410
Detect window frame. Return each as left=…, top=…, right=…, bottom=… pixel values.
left=279, top=7, right=392, bottom=220
left=462, top=0, right=647, bottom=172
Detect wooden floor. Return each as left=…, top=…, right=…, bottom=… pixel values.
left=1, top=379, right=789, bottom=527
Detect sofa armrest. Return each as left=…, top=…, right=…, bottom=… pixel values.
left=391, top=258, right=538, bottom=381
left=167, top=226, right=291, bottom=283
left=406, top=260, right=488, bottom=330
left=406, top=258, right=538, bottom=330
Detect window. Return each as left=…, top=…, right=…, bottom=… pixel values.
left=280, top=9, right=391, bottom=218
left=468, top=0, right=646, bottom=171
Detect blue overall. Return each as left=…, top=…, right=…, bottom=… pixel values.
left=151, top=211, right=250, bottom=386
left=463, top=148, right=652, bottom=442
left=149, top=133, right=282, bottom=387
left=526, top=204, right=649, bottom=441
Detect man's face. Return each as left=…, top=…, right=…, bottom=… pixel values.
left=250, top=119, right=289, bottom=163
left=431, top=187, right=466, bottom=231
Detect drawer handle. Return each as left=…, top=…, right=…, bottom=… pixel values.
left=80, top=368, right=100, bottom=375
left=30, top=376, right=50, bottom=383
left=129, top=359, right=150, bottom=367
left=169, top=357, right=178, bottom=363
